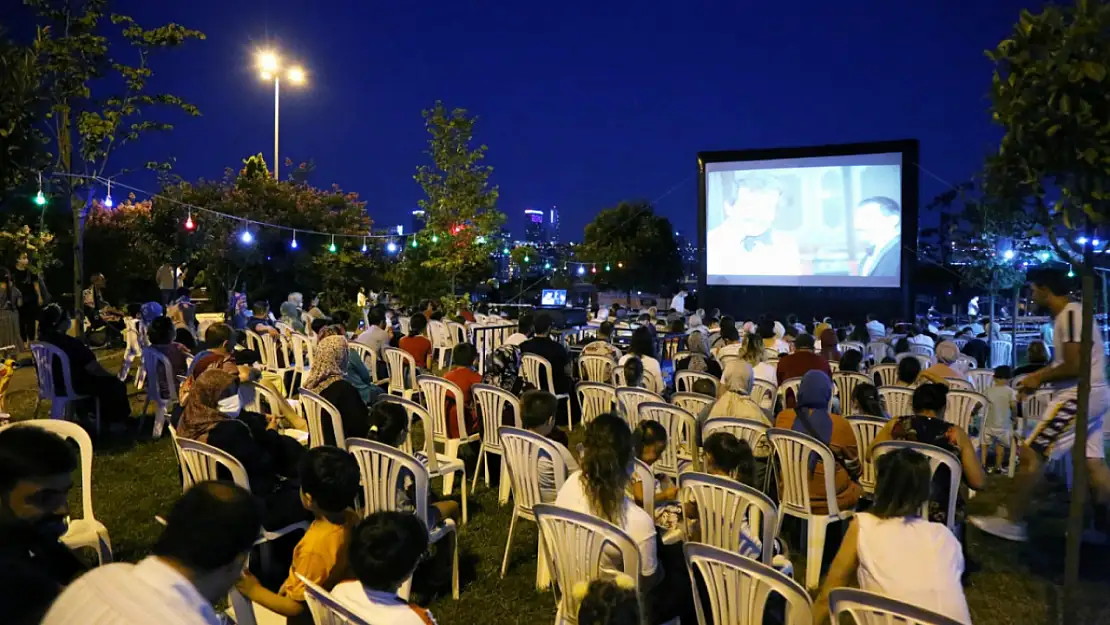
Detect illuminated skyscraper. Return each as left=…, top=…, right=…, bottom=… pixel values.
left=411, top=209, right=426, bottom=233
left=549, top=207, right=560, bottom=243
left=524, top=209, right=545, bottom=244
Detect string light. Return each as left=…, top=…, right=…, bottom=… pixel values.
left=34, top=173, right=47, bottom=206
left=523, top=254, right=530, bottom=263
left=361, top=237, right=368, bottom=253
left=544, top=261, right=551, bottom=270
left=239, top=223, right=254, bottom=244
left=184, top=210, right=195, bottom=231
left=476, top=236, right=487, bottom=244
left=591, top=265, right=597, bottom=274
left=577, top=266, right=586, bottom=276
left=605, top=263, right=611, bottom=271
left=431, top=234, right=439, bottom=243
left=290, top=230, right=298, bottom=249
left=103, top=181, right=113, bottom=208
left=328, top=235, right=337, bottom=253
left=502, top=247, right=510, bottom=255
left=617, top=262, right=623, bottom=268
left=387, top=240, right=398, bottom=253
left=411, top=238, right=419, bottom=248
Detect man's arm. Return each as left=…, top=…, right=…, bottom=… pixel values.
left=1021, top=342, right=1081, bottom=392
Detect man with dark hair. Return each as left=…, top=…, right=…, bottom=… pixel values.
left=238, top=446, right=361, bottom=622
left=189, top=322, right=254, bottom=383
left=775, top=334, right=832, bottom=394
left=445, top=342, right=483, bottom=439
left=972, top=267, right=1110, bottom=543
left=356, top=307, right=391, bottom=380
left=0, top=426, right=85, bottom=625
left=856, top=196, right=902, bottom=278
left=582, top=320, right=621, bottom=360
left=330, top=512, right=438, bottom=624
left=521, top=390, right=580, bottom=503
left=505, top=313, right=533, bottom=346
left=45, top=481, right=262, bottom=624
left=521, top=313, right=573, bottom=396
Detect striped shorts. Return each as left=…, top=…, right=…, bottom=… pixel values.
left=1026, top=386, right=1109, bottom=460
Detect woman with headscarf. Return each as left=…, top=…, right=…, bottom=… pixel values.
left=279, top=301, right=306, bottom=334
left=697, top=362, right=772, bottom=480
left=304, top=335, right=370, bottom=446
left=483, top=343, right=524, bottom=395
left=177, top=369, right=308, bottom=529
left=819, top=327, right=841, bottom=363
left=774, top=370, right=862, bottom=514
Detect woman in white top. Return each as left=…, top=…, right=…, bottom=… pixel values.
left=554, top=414, right=659, bottom=585
left=814, top=447, right=972, bottom=625
left=619, top=326, right=663, bottom=392
left=740, top=333, right=777, bottom=385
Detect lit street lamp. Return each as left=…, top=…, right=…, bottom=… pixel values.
left=257, top=50, right=306, bottom=180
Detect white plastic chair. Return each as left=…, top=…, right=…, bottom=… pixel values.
left=346, top=342, right=379, bottom=384
left=777, top=377, right=803, bottom=409
left=968, top=368, right=994, bottom=394
left=471, top=383, right=521, bottom=503
left=418, top=375, right=481, bottom=496
left=534, top=504, right=642, bottom=625
left=897, top=352, right=933, bottom=370
left=953, top=353, right=978, bottom=373
left=991, top=339, right=1014, bottom=367
left=763, top=347, right=782, bottom=360
left=615, top=386, right=664, bottom=428
left=630, top=457, right=656, bottom=516
left=1013, top=389, right=1053, bottom=476
left=685, top=542, right=813, bottom=625
left=398, top=315, right=411, bottom=336
left=0, top=419, right=112, bottom=564
left=377, top=395, right=469, bottom=523
left=140, top=347, right=178, bottom=439
left=832, top=372, right=871, bottom=415
left=878, top=386, right=915, bottom=418
left=871, top=363, right=898, bottom=388
left=242, top=328, right=265, bottom=359
left=383, top=346, right=419, bottom=399
left=638, top=402, right=697, bottom=481
left=428, top=320, right=454, bottom=369
left=829, top=587, right=967, bottom=625
left=766, top=427, right=855, bottom=591
left=259, top=333, right=294, bottom=389
left=679, top=472, right=778, bottom=564
left=297, top=573, right=371, bottom=625
left=846, top=416, right=888, bottom=493
left=945, top=389, right=987, bottom=440
left=828, top=361, right=840, bottom=374
left=672, top=391, right=713, bottom=415
left=289, top=332, right=315, bottom=387
left=751, top=379, right=777, bottom=414
left=676, top=370, right=719, bottom=394
left=521, top=353, right=573, bottom=431
left=945, top=378, right=974, bottom=391
left=498, top=427, right=568, bottom=589
left=576, top=382, right=617, bottom=426
left=298, top=388, right=347, bottom=449
left=118, top=318, right=144, bottom=385
left=345, top=438, right=459, bottom=600
left=578, top=354, right=616, bottom=383
left=909, top=343, right=935, bottom=361
left=873, top=440, right=962, bottom=533
left=866, top=341, right=893, bottom=363
left=30, top=341, right=101, bottom=436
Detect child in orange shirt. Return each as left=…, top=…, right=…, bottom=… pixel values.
left=444, top=342, right=483, bottom=439
left=399, top=313, right=433, bottom=369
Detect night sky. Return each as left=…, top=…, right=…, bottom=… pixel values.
left=30, top=0, right=1046, bottom=239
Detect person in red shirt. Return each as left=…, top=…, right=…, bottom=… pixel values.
left=776, top=333, right=831, bottom=408
left=398, top=313, right=433, bottom=369
left=444, top=342, right=483, bottom=439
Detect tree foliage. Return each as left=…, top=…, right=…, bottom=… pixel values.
left=408, top=101, right=504, bottom=293
left=577, top=200, right=682, bottom=295
left=0, top=32, right=48, bottom=202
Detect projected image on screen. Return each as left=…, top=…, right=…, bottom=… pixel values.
left=705, top=152, right=902, bottom=288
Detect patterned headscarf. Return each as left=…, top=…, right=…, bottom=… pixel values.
left=178, top=369, right=237, bottom=442
left=304, top=335, right=349, bottom=393
left=483, top=344, right=521, bottom=392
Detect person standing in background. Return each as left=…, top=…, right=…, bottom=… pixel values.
left=13, top=253, right=45, bottom=344
left=156, top=263, right=176, bottom=306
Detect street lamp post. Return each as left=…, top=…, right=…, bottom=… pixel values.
left=257, top=51, right=305, bottom=180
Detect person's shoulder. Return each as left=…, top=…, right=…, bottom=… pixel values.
left=622, top=498, right=658, bottom=536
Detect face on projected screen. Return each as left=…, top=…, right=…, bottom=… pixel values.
left=723, top=176, right=782, bottom=238
left=855, top=196, right=902, bottom=278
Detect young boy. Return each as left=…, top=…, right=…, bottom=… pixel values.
left=330, top=511, right=437, bottom=625
left=984, top=365, right=1018, bottom=473
left=691, top=378, right=716, bottom=399
left=444, top=342, right=483, bottom=439
left=236, top=446, right=362, bottom=624
left=521, top=390, right=580, bottom=503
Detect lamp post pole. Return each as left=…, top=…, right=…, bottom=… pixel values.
left=273, top=76, right=280, bottom=180
left=256, top=50, right=304, bottom=180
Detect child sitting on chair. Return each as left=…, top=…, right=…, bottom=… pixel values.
left=630, top=420, right=683, bottom=529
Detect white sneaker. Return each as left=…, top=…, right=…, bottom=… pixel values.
left=969, top=514, right=1029, bottom=542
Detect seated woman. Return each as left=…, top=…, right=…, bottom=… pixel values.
left=740, top=333, right=777, bottom=384
left=37, top=303, right=131, bottom=426
left=872, top=383, right=986, bottom=530
left=176, top=369, right=307, bottom=530
left=838, top=349, right=864, bottom=374
left=318, top=324, right=381, bottom=405
left=814, top=448, right=972, bottom=625
left=896, top=356, right=921, bottom=387
left=851, top=383, right=889, bottom=420
left=774, top=370, right=862, bottom=514
left=696, top=361, right=768, bottom=461
left=148, top=315, right=191, bottom=384
left=279, top=301, right=306, bottom=334
left=303, top=335, right=370, bottom=445
left=618, top=327, right=663, bottom=392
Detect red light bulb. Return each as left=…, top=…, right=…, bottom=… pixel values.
left=184, top=216, right=195, bottom=230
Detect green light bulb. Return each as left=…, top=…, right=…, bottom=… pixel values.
left=34, top=191, right=47, bottom=206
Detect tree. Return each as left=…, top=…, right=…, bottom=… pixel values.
left=985, top=3, right=1110, bottom=619
left=577, top=200, right=682, bottom=303
left=27, top=0, right=204, bottom=334
left=411, top=101, right=504, bottom=294
left=0, top=32, right=48, bottom=205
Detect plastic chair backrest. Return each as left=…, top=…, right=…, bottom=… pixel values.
left=242, top=329, right=264, bottom=360
left=30, top=341, right=78, bottom=400
left=447, top=321, right=468, bottom=345
left=873, top=440, right=962, bottom=532
left=679, top=472, right=777, bottom=563
left=968, top=368, right=994, bottom=394
left=751, top=379, right=777, bottom=412
left=0, top=420, right=96, bottom=523
left=944, top=389, right=987, bottom=437
left=671, top=392, right=713, bottom=415
left=1021, top=389, right=1053, bottom=422
left=832, top=372, right=871, bottom=415
left=576, top=382, right=617, bottom=426
left=499, top=427, right=568, bottom=515
left=703, top=417, right=769, bottom=454
left=954, top=353, right=978, bottom=372
left=345, top=438, right=432, bottom=525
left=297, top=574, right=371, bottom=625
left=176, top=436, right=251, bottom=490
left=166, top=425, right=194, bottom=491
left=347, top=342, right=377, bottom=378
left=685, top=542, right=813, bottom=625
left=258, top=334, right=284, bottom=372
left=473, top=384, right=522, bottom=452
left=839, top=341, right=866, bottom=355
left=945, top=378, right=974, bottom=391
left=241, top=381, right=284, bottom=416
left=533, top=503, right=641, bottom=624
left=521, top=353, right=559, bottom=394
left=871, top=363, right=898, bottom=388
left=638, top=402, right=696, bottom=479
left=676, top=370, right=719, bottom=394
left=643, top=368, right=664, bottom=394
left=766, top=428, right=843, bottom=517
left=383, top=347, right=418, bottom=393
left=777, top=377, right=802, bottom=408
left=377, top=395, right=437, bottom=472
left=141, top=347, right=178, bottom=404
left=878, top=386, right=915, bottom=418
left=615, top=386, right=664, bottom=426
left=846, top=416, right=888, bottom=492
left=299, top=388, right=347, bottom=449
left=398, top=316, right=411, bottom=335
left=909, top=343, right=935, bottom=359
left=763, top=347, right=781, bottom=360
left=866, top=342, right=893, bottom=363
left=578, top=354, right=616, bottom=383
left=991, top=340, right=1013, bottom=368
left=418, top=375, right=468, bottom=440
left=828, top=587, right=966, bottom=625
left=630, top=457, right=655, bottom=514
left=289, top=333, right=313, bottom=371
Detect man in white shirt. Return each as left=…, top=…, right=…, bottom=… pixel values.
left=356, top=308, right=391, bottom=379
left=44, top=481, right=263, bottom=625
left=972, top=268, right=1110, bottom=542
left=670, top=290, right=687, bottom=315
left=865, top=314, right=886, bottom=341
left=504, top=314, right=533, bottom=347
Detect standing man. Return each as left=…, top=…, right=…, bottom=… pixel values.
left=971, top=268, right=1110, bottom=541
left=156, top=263, right=176, bottom=306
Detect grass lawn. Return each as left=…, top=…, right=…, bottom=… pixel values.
left=4, top=349, right=1110, bottom=624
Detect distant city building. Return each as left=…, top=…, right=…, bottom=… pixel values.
left=525, top=209, right=545, bottom=244
left=411, top=209, right=426, bottom=233
left=549, top=207, right=560, bottom=243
